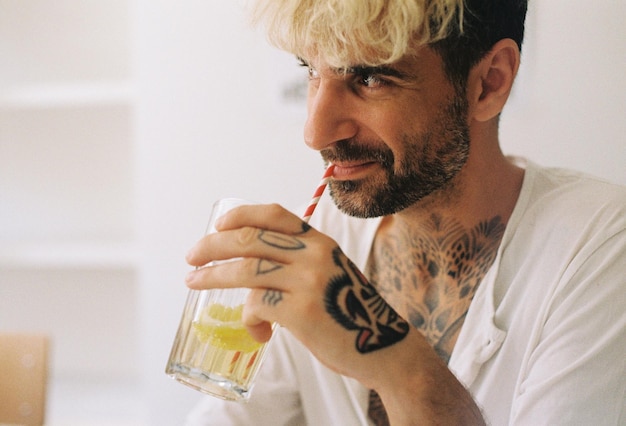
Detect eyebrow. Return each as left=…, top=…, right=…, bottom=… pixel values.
left=298, top=57, right=413, bottom=81
left=341, top=65, right=409, bottom=80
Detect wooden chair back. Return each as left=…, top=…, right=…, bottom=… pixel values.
left=0, top=333, right=49, bottom=426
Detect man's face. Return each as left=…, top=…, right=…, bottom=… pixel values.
left=301, top=48, right=470, bottom=218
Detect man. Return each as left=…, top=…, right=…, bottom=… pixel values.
left=184, top=0, right=626, bottom=424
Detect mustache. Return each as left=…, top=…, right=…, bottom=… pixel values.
left=320, top=140, right=394, bottom=167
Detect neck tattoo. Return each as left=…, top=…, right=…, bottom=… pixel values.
left=367, top=213, right=506, bottom=363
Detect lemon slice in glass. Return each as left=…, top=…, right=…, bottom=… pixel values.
left=192, top=303, right=262, bottom=353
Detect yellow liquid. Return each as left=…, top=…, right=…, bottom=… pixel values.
left=192, top=304, right=262, bottom=353
left=175, top=303, right=265, bottom=391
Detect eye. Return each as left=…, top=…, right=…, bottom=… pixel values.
left=307, top=66, right=320, bottom=80
left=349, top=66, right=397, bottom=90
left=297, top=57, right=319, bottom=80
left=358, top=73, right=387, bottom=88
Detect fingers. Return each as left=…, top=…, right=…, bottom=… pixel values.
left=183, top=203, right=328, bottom=342
left=242, top=288, right=280, bottom=342
left=243, top=288, right=288, bottom=338
left=216, top=203, right=311, bottom=235
left=186, top=256, right=287, bottom=290
left=187, top=204, right=313, bottom=267
left=243, top=319, right=274, bottom=343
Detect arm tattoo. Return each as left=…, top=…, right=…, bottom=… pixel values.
left=325, top=247, right=409, bottom=353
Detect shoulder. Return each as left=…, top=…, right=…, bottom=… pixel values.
left=515, top=161, right=626, bottom=238
left=497, top=161, right=626, bottom=301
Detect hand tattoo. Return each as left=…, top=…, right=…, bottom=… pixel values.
left=262, top=289, right=283, bottom=306
left=325, top=248, right=409, bottom=353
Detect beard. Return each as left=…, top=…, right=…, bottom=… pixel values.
left=321, top=95, right=470, bottom=218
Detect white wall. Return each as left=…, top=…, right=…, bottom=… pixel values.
left=501, top=1, right=626, bottom=183
left=133, top=2, right=319, bottom=424
left=134, top=1, right=625, bottom=424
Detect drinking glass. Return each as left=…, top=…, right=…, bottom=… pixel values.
left=166, top=198, right=274, bottom=401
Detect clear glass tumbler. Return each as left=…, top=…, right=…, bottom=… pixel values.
left=166, top=198, right=274, bottom=401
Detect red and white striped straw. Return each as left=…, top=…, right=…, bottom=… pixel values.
left=302, top=164, right=335, bottom=223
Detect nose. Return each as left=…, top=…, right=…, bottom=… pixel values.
left=303, top=80, right=358, bottom=151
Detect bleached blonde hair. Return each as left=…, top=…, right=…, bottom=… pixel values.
left=250, top=0, right=464, bottom=67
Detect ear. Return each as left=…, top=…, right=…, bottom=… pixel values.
left=468, top=38, right=520, bottom=122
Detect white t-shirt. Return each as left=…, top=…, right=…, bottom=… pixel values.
left=186, top=160, right=626, bottom=425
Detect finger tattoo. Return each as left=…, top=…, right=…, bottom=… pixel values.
left=298, top=222, right=312, bottom=234
left=258, top=230, right=305, bottom=250
left=257, top=259, right=283, bottom=275
left=262, top=289, right=283, bottom=306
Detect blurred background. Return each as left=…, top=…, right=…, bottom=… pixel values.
left=0, top=1, right=624, bottom=425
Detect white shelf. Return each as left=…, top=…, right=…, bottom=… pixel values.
left=0, top=82, right=133, bottom=109
left=1, top=1, right=142, bottom=420
left=0, top=241, right=138, bottom=270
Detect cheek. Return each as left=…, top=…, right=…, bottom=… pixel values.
left=370, top=106, right=426, bottom=152
left=365, top=103, right=413, bottom=136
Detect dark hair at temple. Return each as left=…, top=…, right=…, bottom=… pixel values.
left=431, top=0, right=528, bottom=91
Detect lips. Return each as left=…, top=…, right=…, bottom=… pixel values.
left=330, top=161, right=378, bottom=180
left=321, top=140, right=391, bottom=180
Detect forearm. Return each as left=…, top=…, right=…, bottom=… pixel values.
left=376, top=332, right=485, bottom=425
left=384, top=380, right=485, bottom=425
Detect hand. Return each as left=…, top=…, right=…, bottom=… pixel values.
left=184, top=203, right=409, bottom=384
left=185, top=203, right=486, bottom=424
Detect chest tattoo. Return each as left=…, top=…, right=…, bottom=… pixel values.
left=367, top=213, right=505, bottom=362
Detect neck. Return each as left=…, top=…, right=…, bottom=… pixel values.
left=368, top=135, right=524, bottom=362
left=395, top=127, right=524, bottom=230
